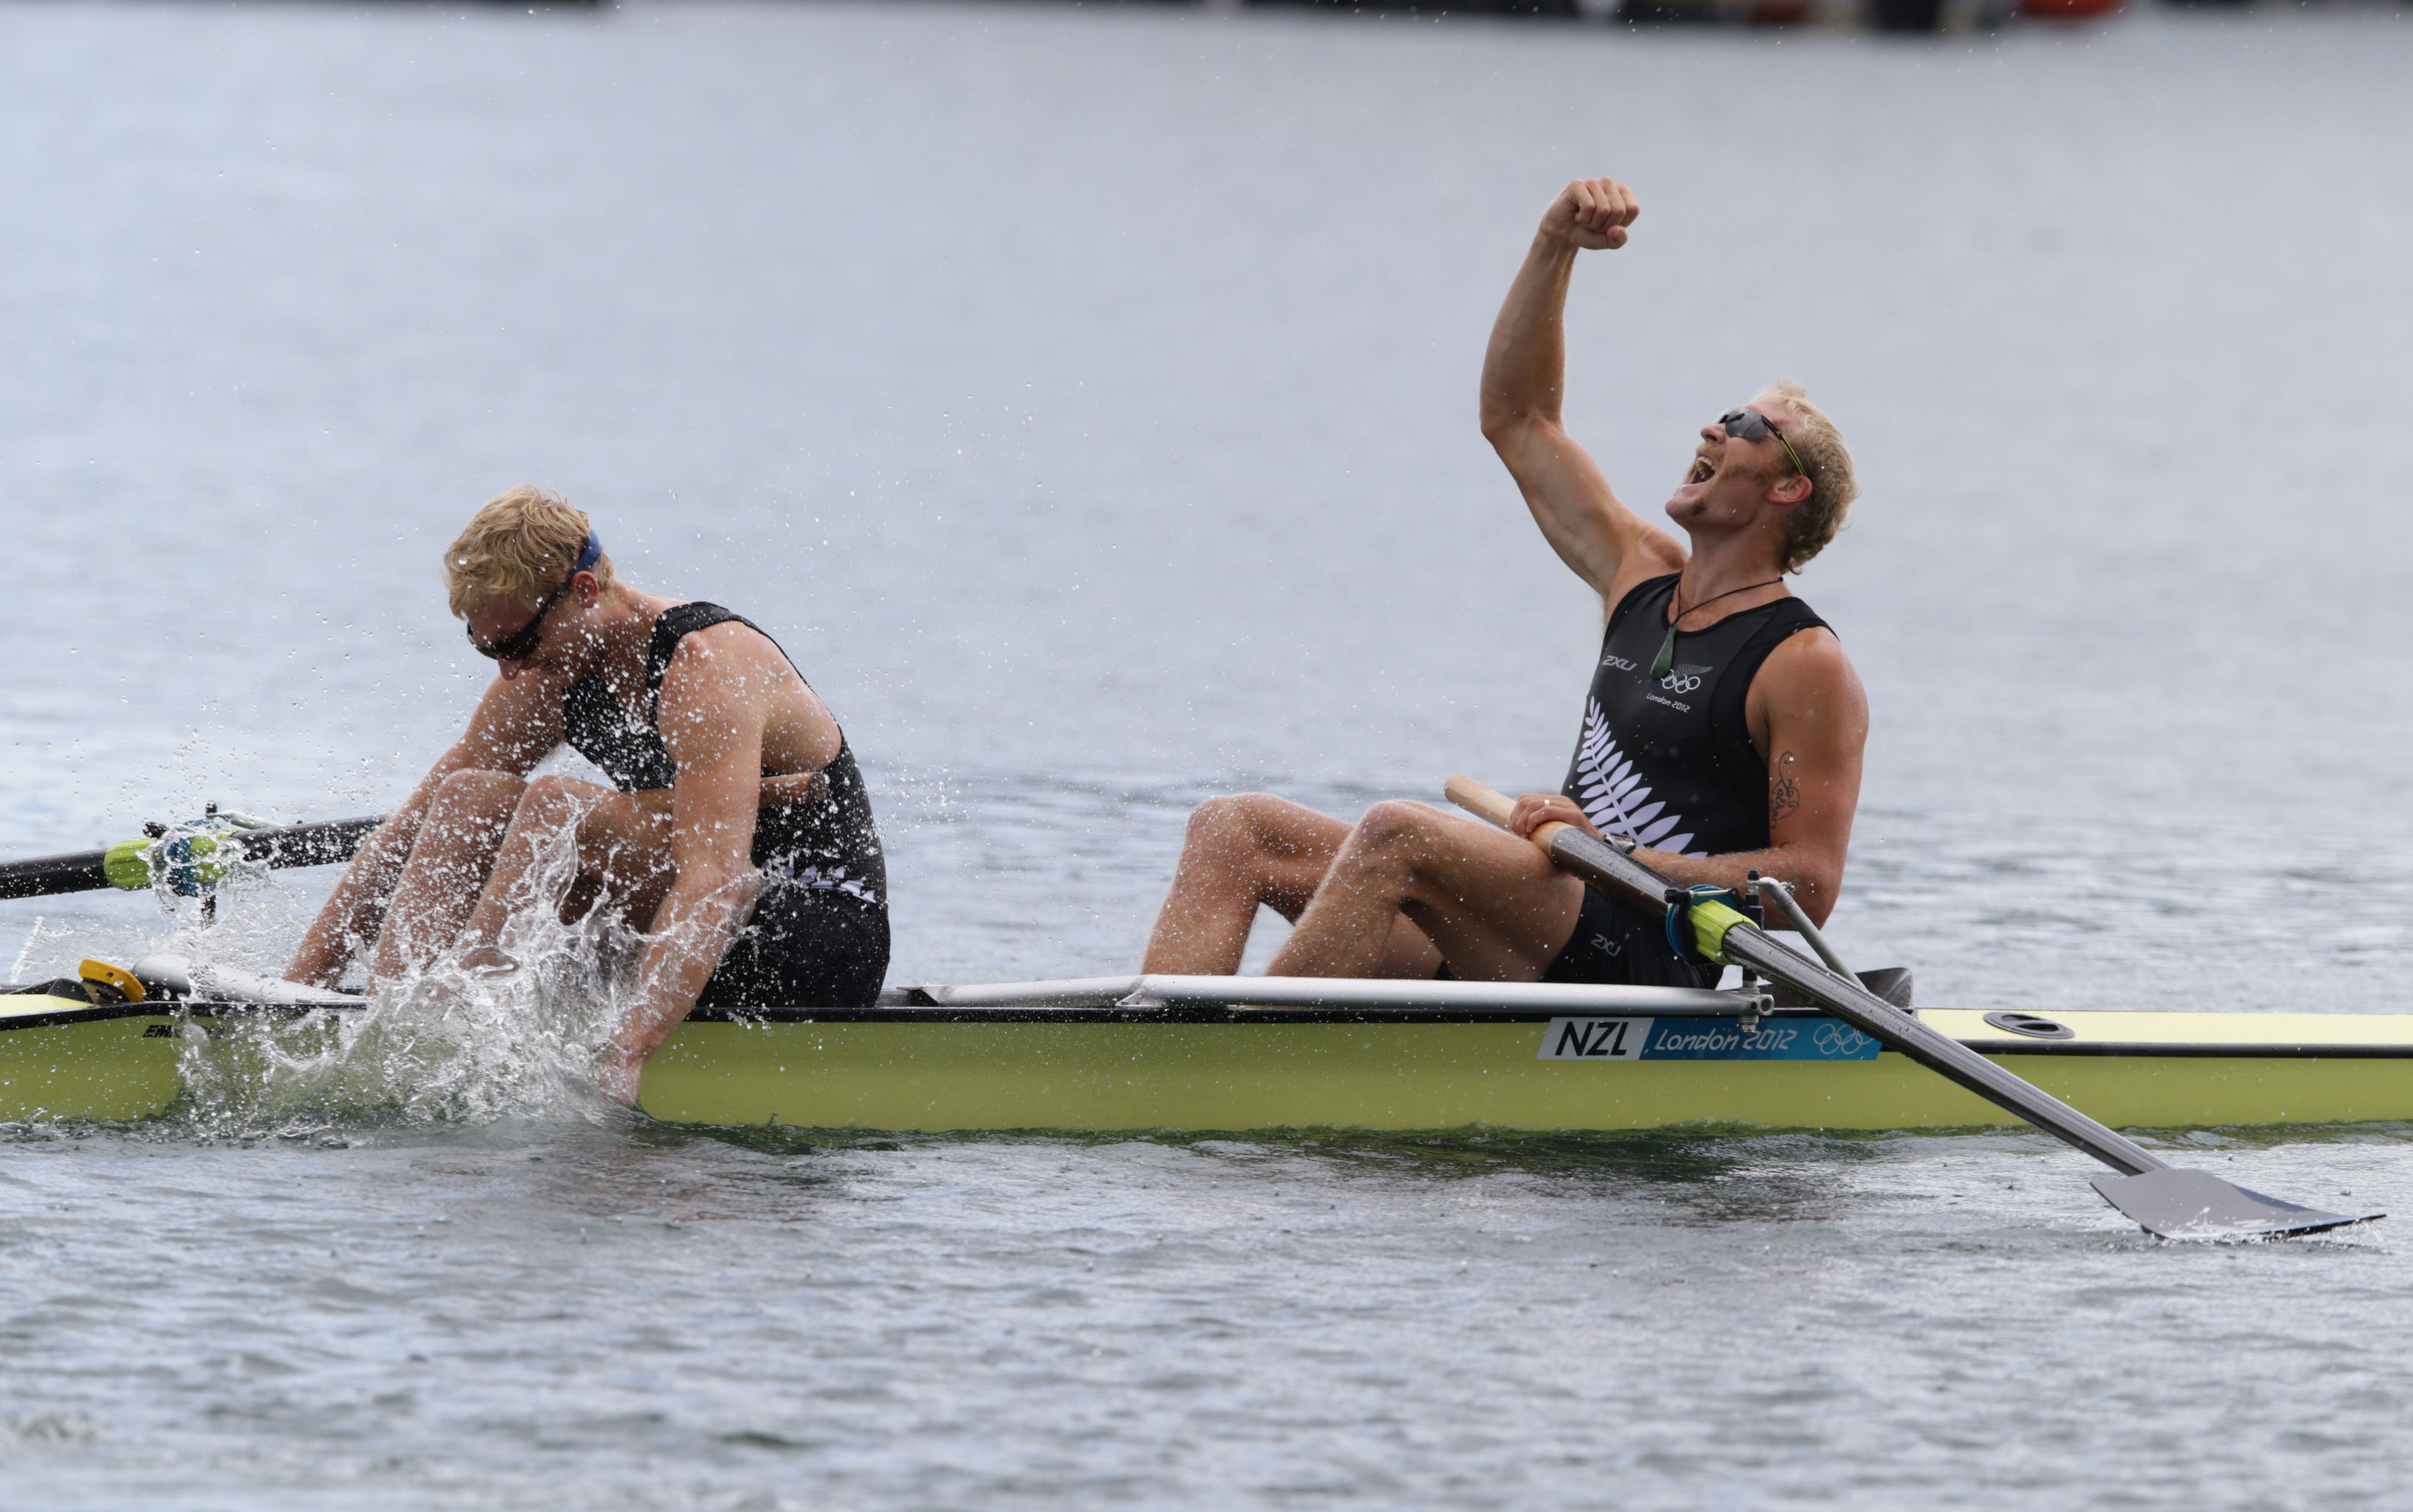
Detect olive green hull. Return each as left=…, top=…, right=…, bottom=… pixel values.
left=9, top=997, right=2413, bottom=1133
left=634, top=1014, right=2413, bottom=1133
left=0, top=1012, right=187, bottom=1122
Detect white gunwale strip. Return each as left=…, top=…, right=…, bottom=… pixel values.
left=918, top=975, right=1751, bottom=1013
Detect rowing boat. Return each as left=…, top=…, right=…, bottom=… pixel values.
left=9, top=966, right=2413, bottom=1133
left=11, top=795, right=2375, bottom=1235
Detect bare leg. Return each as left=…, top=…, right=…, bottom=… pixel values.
left=452, top=774, right=633, bottom=955
left=1265, top=801, right=1587, bottom=982
left=553, top=789, right=682, bottom=934
left=459, top=777, right=814, bottom=957
left=366, top=770, right=526, bottom=982
left=572, top=777, right=816, bottom=933
left=1142, top=794, right=1442, bottom=977
left=286, top=815, right=419, bottom=986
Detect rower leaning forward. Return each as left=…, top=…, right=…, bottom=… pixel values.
left=284, top=487, right=888, bottom=1096
left=1144, top=174, right=1869, bottom=986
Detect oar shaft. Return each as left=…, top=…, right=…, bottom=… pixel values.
left=0, top=816, right=385, bottom=902
left=234, top=816, right=384, bottom=871
left=1444, top=776, right=2168, bottom=1178
left=0, top=851, right=109, bottom=899
left=1716, top=926, right=2164, bottom=1176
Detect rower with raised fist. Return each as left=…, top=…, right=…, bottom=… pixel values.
left=1141, top=174, right=1870, bottom=989
left=283, top=487, right=888, bottom=1097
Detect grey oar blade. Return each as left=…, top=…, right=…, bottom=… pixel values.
left=2090, top=1168, right=2381, bottom=1242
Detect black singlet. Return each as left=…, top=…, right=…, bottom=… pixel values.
left=1536, top=574, right=1831, bottom=989
left=560, top=602, right=888, bottom=1008
left=1560, top=574, right=1831, bottom=857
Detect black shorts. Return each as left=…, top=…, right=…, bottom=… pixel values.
left=1537, top=884, right=1716, bottom=990
left=697, top=884, right=890, bottom=1009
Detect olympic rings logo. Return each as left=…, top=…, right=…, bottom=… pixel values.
left=1659, top=672, right=1703, bottom=693
left=1812, top=1023, right=1869, bottom=1057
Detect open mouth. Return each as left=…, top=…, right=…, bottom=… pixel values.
left=1684, top=452, right=1718, bottom=486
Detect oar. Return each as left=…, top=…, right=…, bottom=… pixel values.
left=1444, top=776, right=2379, bottom=1241
left=0, top=815, right=385, bottom=901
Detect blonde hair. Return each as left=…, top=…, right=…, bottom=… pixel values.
left=442, top=486, right=617, bottom=617
left=1755, top=381, right=1859, bottom=574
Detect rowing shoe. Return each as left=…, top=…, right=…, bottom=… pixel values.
left=1444, top=776, right=2380, bottom=1242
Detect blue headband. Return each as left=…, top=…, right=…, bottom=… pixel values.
left=573, top=530, right=602, bottom=574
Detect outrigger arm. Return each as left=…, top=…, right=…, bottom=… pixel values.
left=1444, top=777, right=2379, bottom=1242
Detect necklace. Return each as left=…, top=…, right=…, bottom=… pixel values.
left=1647, top=576, right=1784, bottom=681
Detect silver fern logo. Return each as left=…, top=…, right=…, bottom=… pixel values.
left=1569, top=698, right=1701, bottom=856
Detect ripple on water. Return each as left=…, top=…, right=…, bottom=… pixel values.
left=5, top=0, right=2413, bottom=1506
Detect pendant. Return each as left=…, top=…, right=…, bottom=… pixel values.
left=1648, top=620, right=1679, bottom=682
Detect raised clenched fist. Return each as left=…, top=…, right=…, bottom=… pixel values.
left=1539, top=176, right=1640, bottom=252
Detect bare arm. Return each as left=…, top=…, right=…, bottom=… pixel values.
left=1642, top=629, right=1866, bottom=924
left=1479, top=176, right=1686, bottom=606
left=598, top=630, right=783, bottom=1100
left=1508, top=628, right=1869, bottom=928
left=283, top=673, right=562, bottom=986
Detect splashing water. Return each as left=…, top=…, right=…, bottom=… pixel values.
left=7, top=916, right=47, bottom=982
left=134, top=805, right=649, bottom=1136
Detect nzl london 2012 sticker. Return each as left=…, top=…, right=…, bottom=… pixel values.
left=1536, top=1016, right=1880, bottom=1062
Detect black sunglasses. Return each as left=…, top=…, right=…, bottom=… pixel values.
left=467, top=574, right=576, bottom=661
left=1718, top=407, right=1807, bottom=478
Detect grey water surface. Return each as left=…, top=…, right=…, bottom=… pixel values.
left=4, top=0, right=2413, bottom=1506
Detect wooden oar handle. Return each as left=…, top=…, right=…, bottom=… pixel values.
left=1443, top=775, right=1576, bottom=848
left=1442, top=775, right=1512, bottom=825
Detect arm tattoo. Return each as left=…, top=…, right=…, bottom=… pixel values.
left=1770, top=750, right=1801, bottom=826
